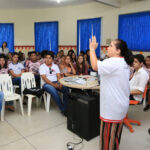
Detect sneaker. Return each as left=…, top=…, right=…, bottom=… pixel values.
left=143, top=105, right=150, bottom=111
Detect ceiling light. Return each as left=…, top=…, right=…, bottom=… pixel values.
left=57, top=0, right=60, bottom=4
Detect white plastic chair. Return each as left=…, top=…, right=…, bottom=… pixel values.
left=21, top=72, right=42, bottom=116
left=0, top=74, right=24, bottom=121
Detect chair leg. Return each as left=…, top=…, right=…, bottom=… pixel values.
left=1, top=100, right=5, bottom=121
left=19, top=98, right=24, bottom=116
left=14, top=100, right=17, bottom=109
left=28, top=97, right=32, bottom=116
left=43, top=93, right=47, bottom=111
left=36, top=97, right=40, bottom=107
left=46, top=94, right=51, bottom=112
left=124, top=118, right=134, bottom=133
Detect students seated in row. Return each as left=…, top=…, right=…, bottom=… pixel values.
left=130, top=54, right=149, bottom=102
left=74, top=55, right=88, bottom=75
left=9, top=53, right=25, bottom=88
left=26, top=51, right=41, bottom=87
left=39, top=51, right=69, bottom=115
left=59, top=55, right=76, bottom=77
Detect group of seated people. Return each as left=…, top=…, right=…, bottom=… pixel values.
left=0, top=49, right=91, bottom=115
left=0, top=47, right=150, bottom=116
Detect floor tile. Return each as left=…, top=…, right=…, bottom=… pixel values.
left=0, top=139, right=35, bottom=150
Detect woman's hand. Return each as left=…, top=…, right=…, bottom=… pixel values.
left=89, top=36, right=98, bottom=51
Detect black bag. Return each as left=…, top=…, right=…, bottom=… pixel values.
left=23, top=88, right=44, bottom=98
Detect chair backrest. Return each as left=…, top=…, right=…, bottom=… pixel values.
left=0, top=74, right=13, bottom=95
left=21, top=72, right=36, bottom=95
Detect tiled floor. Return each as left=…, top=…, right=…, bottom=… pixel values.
left=0, top=101, right=150, bottom=150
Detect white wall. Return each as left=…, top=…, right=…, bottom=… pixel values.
left=0, top=1, right=150, bottom=55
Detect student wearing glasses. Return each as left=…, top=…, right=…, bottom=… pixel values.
left=39, top=51, right=69, bottom=116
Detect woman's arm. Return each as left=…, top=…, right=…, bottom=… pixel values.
left=89, top=36, right=98, bottom=71
left=70, top=63, right=76, bottom=75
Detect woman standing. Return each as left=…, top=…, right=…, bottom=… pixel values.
left=90, top=36, right=133, bottom=150
left=0, top=42, right=9, bottom=55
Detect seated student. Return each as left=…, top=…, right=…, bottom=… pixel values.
left=39, top=51, right=69, bottom=115
left=0, top=92, right=4, bottom=112
left=70, top=52, right=76, bottom=65
left=74, top=55, right=88, bottom=75
left=7, top=52, right=12, bottom=64
left=143, top=56, right=150, bottom=111
left=130, top=54, right=149, bottom=102
left=25, top=51, right=41, bottom=87
left=18, top=52, right=26, bottom=66
left=8, top=52, right=25, bottom=88
left=54, top=52, right=61, bottom=65
left=0, top=54, right=8, bottom=74
left=59, top=55, right=76, bottom=77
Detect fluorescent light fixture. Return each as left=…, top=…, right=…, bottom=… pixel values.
left=57, top=0, right=60, bottom=3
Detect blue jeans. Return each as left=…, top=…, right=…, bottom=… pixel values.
left=43, top=82, right=69, bottom=112
left=0, top=92, right=4, bottom=111
left=12, top=77, right=21, bottom=88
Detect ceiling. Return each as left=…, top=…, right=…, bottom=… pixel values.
left=0, top=0, right=148, bottom=9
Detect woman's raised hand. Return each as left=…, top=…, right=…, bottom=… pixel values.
left=89, top=36, right=98, bottom=51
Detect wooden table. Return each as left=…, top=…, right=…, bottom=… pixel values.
left=59, top=75, right=100, bottom=90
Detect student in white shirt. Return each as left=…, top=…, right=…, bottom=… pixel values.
left=130, top=54, right=149, bottom=102
left=9, top=52, right=25, bottom=88
left=39, top=51, right=69, bottom=116
left=90, top=36, right=134, bottom=150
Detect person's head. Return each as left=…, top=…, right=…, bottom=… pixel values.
left=36, top=52, right=41, bottom=60
left=83, top=53, right=88, bottom=60
left=12, top=52, right=19, bottom=63
left=86, top=49, right=90, bottom=56
left=44, top=51, right=54, bottom=65
left=0, top=54, right=7, bottom=68
left=60, top=50, right=64, bottom=57
left=107, top=39, right=133, bottom=66
left=80, top=51, right=85, bottom=56
left=77, top=55, right=84, bottom=64
left=65, top=55, right=71, bottom=65
left=145, top=56, right=150, bottom=67
left=61, top=55, right=66, bottom=64
left=68, top=49, right=74, bottom=56
left=2, top=42, right=7, bottom=49
left=41, top=50, right=49, bottom=58
left=27, top=51, right=32, bottom=60
left=71, top=52, right=76, bottom=62
left=30, top=51, right=37, bottom=62
left=19, top=52, right=25, bottom=62
left=7, top=52, right=12, bottom=60
left=133, top=54, right=145, bottom=71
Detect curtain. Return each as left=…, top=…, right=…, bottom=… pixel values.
left=77, top=18, right=101, bottom=57
left=35, top=22, right=58, bottom=54
left=0, top=23, right=14, bottom=52
left=119, top=11, right=150, bottom=51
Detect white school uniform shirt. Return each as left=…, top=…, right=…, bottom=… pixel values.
left=8, top=62, right=24, bottom=74
left=39, top=63, right=60, bottom=86
left=130, top=67, right=149, bottom=102
left=97, top=57, right=130, bottom=123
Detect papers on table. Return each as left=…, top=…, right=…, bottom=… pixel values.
left=63, top=76, right=97, bottom=85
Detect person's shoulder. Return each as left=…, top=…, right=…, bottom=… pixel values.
left=40, top=63, right=46, bottom=68
left=52, top=63, right=59, bottom=68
